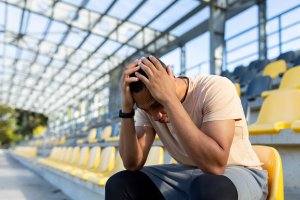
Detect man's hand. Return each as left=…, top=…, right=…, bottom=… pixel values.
left=121, top=60, right=140, bottom=112
left=135, top=56, right=178, bottom=106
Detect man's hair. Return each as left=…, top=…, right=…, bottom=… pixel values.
left=130, top=57, right=167, bottom=93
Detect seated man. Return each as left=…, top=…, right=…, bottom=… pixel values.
left=105, top=56, right=268, bottom=200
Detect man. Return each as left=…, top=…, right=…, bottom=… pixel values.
left=105, top=56, right=268, bottom=200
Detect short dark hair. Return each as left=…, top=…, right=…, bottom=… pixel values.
left=130, top=57, right=167, bottom=93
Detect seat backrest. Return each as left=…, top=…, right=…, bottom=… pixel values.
left=87, top=128, right=97, bottom=143
left=145, top=146, right=164, bottom=166
left=255, top=90, right=300, bottom=124
left=59, top=147, right=67, bottom=161
left=69, top=146, right=80, bottom=164
left=100, top=125, right=113, bottom=141
left=234, top=83, right=241, bottom=97
left=97, top=146, right=116, bottom=172
left=294, top=56, right=300, bottom=66
left=111, top=123, right=120, bottom=137
left=263, top=60, right=287, bottom=79
left=77, top=147, right=89, bottom=166
left=86, top=146, right=101, bottom=169
left=276, top=51, right=295, bottom=63
left=238, top=70, right=256, bottom=86
left=252, top=145, right=284, bottom=200
left=63, top=147, right=74, bottom=162
left=246, top=76, right=272, bottom=99
left=111, top=152, right=125, bottom=173
left=279, top=66, right=300, bottom=90
left=49, top=147, right=57, bottom=158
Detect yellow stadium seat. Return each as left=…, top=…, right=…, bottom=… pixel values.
left=43, top=147, right=74, bottom=169
left=234, top=83, right=241, bottom=97
left=59, top=147, right=89, bottom=173
left=100, top=125, right=113, bottom=141
left=104, top=136, right=120, bottom=142
left=145, top=146, right=164, bottom=166
left=88, top=128, right=98, bottom=143
left=74, top=146, right=115, bottom=180
left=291, top=120, right=300, bottom=132
left=87, top=146, right=164, bottom=186
left=170, top=158, right=177, bottom=164
left=87, top=152, right=125, bottom=186
left=263, top=60, right=286, bottom=79
left=262, top=66, right=300, bottom=98
left=248, top=90, right=300, bottom=134
left=70, top=147, right=101, bottom=176
left=252, top=145, right=284, bottom=200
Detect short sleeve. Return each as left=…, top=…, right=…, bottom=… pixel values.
left=134, top=108, right=153, bottom=127
left=202, top=77, right=243, bottom=123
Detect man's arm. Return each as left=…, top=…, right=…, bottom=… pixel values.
left=118, top=60, right=155, bottom=171
left=163, top=100, right=235, bottom=174
left=119, top=119, right=156, bottom=171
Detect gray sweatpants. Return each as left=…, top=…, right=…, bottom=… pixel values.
left=141, top=164, right=268, bottom=200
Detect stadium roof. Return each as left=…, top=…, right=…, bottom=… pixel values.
left=0, top=0, right=208, bottom=115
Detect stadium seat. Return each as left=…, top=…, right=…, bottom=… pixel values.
left=277, top=51, right=295, bottom=64
left=232, top=65, right=248, bottom=80
left=263, top=60, right=287, bottom=79
left=62, top=147, right=90, bottom=173
left=76, top=128, right=97, bottom=144
left=54, top=146, right=81, bottom=172
left=252, top=145, right=284, bottom=200
left=241, top=96, right=248, bottom=116
left=248, top=59, right=268, bottom=73
left=291, top=120, right=300, bottom=132
left=248, top=90, right=300, bottom=134
left=238, top=70, right=256, bottom=87
left=87, top=146, right=164, bottom=186
left=99, top=125, right=113, bottom=141
left=69, top=146, right=101, bottom=176
left=262, top=66, right=300, bottom=98
left=87, top=152, right=125, bottom=186
left=294, top=55, right=300, bottom=66
left=246, top=76, right=272, bottom=100
left=74, top=146, right=115, bottom=180
left=234, top=83, right=241, bottom=97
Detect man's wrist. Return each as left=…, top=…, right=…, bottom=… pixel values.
left=121, top=106, right=133, bottom=113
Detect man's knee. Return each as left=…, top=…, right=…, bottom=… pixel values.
left=106, top=170, right=132, bottom=192
left=189, top=174, right=238, bottom=200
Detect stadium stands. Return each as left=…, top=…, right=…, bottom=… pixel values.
left=263, top=60, right=287, bottom=79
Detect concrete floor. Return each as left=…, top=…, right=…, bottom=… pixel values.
left=0, top=150, right=70, bottom=200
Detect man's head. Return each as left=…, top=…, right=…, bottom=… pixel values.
left=130, top=57, right=170, bottom=123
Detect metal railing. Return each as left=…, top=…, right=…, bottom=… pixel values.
left=224, top=4, right=300, bottom=69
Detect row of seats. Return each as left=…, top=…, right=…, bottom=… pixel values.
left=38, top=146, right=164, bottom=186
left=16, top=144, right=283, bottom=200
left=14, top=146, right=37, bottom=158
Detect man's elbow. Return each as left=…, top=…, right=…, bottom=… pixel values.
left=207, top=165, right=226, bottom=175
left=123, top=162, right=143, bottom=171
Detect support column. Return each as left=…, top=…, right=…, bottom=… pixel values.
left=209, top=0, right=227, bottom=75
left=180, top=45, right=186, bottom=75
left=258, top=0, right=267, bottom=61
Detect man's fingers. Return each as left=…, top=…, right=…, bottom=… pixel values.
left=138, top=60, right=154, bottom=77
left=141, top=57, right=156, bottom=71
left=124, top=77, right=139, bottom=84
left=135, top=72, right=149, bottom=86
left=125, top=59, right=139, bottom=69
left=148, top=55, right=164, bottom=71
left=166, top=65, right=175, bottom=78
left=124, top=65, right=140, bottom=76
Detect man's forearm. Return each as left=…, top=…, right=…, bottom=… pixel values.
left=119, top=118, right=144, bottom=170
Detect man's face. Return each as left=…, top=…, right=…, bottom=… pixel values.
left=133, top=88, right=170, bottom=123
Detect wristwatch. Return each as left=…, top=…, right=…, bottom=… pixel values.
left=119, top=109, right=135, bottom=118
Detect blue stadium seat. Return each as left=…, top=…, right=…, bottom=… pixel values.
left=246, top=76, right=272, bottom=100
left=238, top=70, right=256, bottom=87
left=277, top=51, right=295, bottom=64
